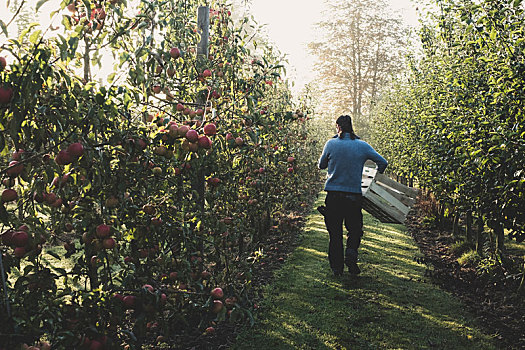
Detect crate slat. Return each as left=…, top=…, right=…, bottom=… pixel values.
left=361, top=166, right=419, bottom=224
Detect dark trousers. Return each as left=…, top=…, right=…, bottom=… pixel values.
left=324, top=191, right=363, bottom=272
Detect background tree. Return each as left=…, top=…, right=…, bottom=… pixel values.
left=308, top=0, right=407, bottom=137
left=370, top=0, right=525, bottom=256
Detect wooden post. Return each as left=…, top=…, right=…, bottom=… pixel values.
left=193, top=6, right=209, bottom=213
left=197, top=6, right=210, bottom=57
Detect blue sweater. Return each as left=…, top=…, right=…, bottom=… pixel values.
left=318, top=134, right=388, bottom=194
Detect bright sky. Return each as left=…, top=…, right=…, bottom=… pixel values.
left=248, top=0, right=420, bottom=95
left=1, top=0, right=419, bottom=93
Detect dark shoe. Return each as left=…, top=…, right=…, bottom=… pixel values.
left=347, top=262, right=361, bottom=275
left=317, top=206, right=327, bottom=216
left=332, top=268, right=343, bottom=276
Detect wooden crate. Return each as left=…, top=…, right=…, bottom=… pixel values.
left=361, top=166, right=419, bottom=224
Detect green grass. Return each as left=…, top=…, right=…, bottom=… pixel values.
left=233, top=193, right=496, bottom=350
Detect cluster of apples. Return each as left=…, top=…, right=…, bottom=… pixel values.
left=55, top=142, right=85, bottom=165
left=1, top=149, right=27, bottom=203
left=154, top=120, right=217, bottom=154
left=1, top=225, right=40, bottom=258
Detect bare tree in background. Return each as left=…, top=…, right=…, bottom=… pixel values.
left=309, top=0, right=406, bottom=138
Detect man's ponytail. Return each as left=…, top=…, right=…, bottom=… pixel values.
left=336, top=115, right=358, bottom=140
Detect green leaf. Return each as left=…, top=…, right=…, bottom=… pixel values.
left=489, top=28, right=497, bottom=40
left=19, top=23, right=39, bottom=42
left=36, top=0, right=50, bottom=12
left=29, top=29, right=42, bottom=44
left=0, top=20, right=7, bottom=36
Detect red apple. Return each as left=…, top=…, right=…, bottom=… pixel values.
left=1, top=189, right=17, bottom=202
left=96, top=224, right=111, bottom=238
left=0, top=57, right=6, bottom=71
left=11, top=149, right=25, bottom=161
left=123, top=295, right=137, bottom=309
left=102, top=237, right=115, bottom=249
left=169, top=47, right=181, bottom=59
left=168, top=124, right=179, bottom=138
left=113, top=293, right=124, bottom=303
left=14, top=246, right=26, bottom=258
left=2, top=178, right=14, bottom=187
left=55, top=150, right=73, bottom=165
left=198, top=135, right=212, bottom=149
left=142, top=284, right=154, bottom=293
left=67, top=142, right=84, bottom=157
left=176, top=103, right=184, bottom=111
left=0, top=86, right=13, bottom=104
left=12, top=231, right=28, bottom=247
left=50, top=198, right=63, bottom=208
left=287, top=156, right=295, bottom=163
left=203, top=69, right=212, bottom=78
left=167, top=67, right=176, bottom=77
left=205, top=326, right=215, bottom=334
left=136, top=138, right=147, bottom=150
left=185, top=129, right=199, bottom=142
left=234, top=137, right=243, bottom=146
left=175, top=125, right=188, bottom=138
left=6, top=160, right=23, bottom=177
left=210, top=287, right=223, bottom=299
left=203, top=123, right=216, bottom=136
left=44, top=192, right=57, bottom=205
left=188, top=142, right=198, bottom=152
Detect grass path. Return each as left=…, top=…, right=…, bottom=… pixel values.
left=233, top=193, right=496, bottom=350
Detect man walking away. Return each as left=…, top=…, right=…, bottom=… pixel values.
left=318, top=115, right=388, bottom=276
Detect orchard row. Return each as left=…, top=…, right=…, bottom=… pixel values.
left=371, top=0, right=525, bottom=253
left=0, top=0, right=320, bottom=349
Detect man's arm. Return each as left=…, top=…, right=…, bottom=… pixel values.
left=367, top=145, right=388, bottom=174
left=318, top=142, right=330, bottom=169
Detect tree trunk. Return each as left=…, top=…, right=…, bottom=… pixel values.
left=452, top=214, right=460, bottom=238
left=494, top=222, right=505, bottom=253
left=438, top=204, right=445, bottom=230
left=466, top=211, right=473, bottom=243
left=476, top=215, right=484, bottom=254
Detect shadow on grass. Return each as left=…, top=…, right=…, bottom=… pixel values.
left=233, top=194, right=496, bottom=350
